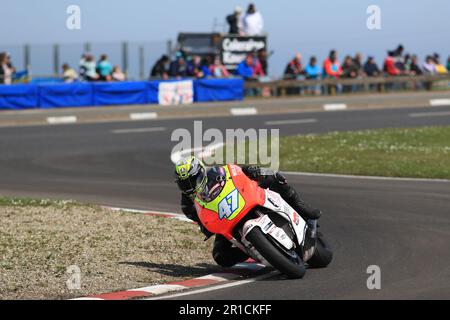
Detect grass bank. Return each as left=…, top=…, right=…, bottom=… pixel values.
left=278, top=126, right=450, bottom=179
left=0, top=198, right=214, bottom=300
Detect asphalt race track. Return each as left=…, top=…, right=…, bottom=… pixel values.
left=1, top=105, right=449, bottom=299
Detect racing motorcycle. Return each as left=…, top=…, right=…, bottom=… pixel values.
left=194, top=164, right=333, bottom=279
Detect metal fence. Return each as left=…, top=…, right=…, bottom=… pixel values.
left=1, top=40, right=172, bottom=81
left=244, top=74, right=450, bottom=97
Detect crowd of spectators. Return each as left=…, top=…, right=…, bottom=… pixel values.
left=280, top=45, right=449, bottom=94
left=150, top=52, right=232, bottom=80
left=60, top=53, right=126, bottom=83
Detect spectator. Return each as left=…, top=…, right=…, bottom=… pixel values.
left=79, top=54, right=88, bottom=80
left=342, top=55, right=358, bottom=93
left=433, top=53, right=448, bottom=74
left=242, top=3, right=264, bottom=35
left=257, top=48, right=269, bottom=75
left=323, top=50, right=342, bottom=95
left=383, top=51, right=401, bottom=76
left=363, top=56, right=380, bottom=77
left=237, top=54, right=255, bottom=80
left=0, top=52, right=14, bottom=85
left=112, top=65, right=126, bottom=81
left=169, top=56, right=189, bottom=78
left=392, top=44, right=405, bottom=70
left=304, top=56, right=322, bottom=95
left=82, top=55, right=99, bottom=81
left=188, top=55, right=210, bottom=79
left=150, top=55, right=170, bottom=79
left=323, top=50, right=342, bottom=78
left=62, top=63, right=78, bottom=83
left=252, top=52, right=266, bottom=78
left=422, top=55, right=436, bottom=74
left=409, top=55, right=423, bottom=76
left=226, top=6, right=243, bottom=34
left=353, top=53, right=364, bottom=77
left=284, top=53, right=303, bottom=80
left=209, top=56, right=230, bottom=78
left=97, top=54, right=113, bottom=81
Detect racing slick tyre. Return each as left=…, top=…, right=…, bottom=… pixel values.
left=307, top=232, right=333, bottom=268
left=247, top=227, right=306, bottom=279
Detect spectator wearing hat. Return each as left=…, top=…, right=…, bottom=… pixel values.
left=226, top=7, right=243, bottom=34
left=242, top=3, right=264, bottom=35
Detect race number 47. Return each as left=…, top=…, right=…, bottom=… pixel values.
left=218, top=189, right=239, bottom=220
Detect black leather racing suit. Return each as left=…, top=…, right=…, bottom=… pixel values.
left=180, top=165, right=321, bottom=268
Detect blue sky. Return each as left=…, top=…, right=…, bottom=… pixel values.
left=1, top=0, right=449, bottom=76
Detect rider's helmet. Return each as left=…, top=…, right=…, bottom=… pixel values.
left=197, top=166, right=227, bottom=202
left=174, top=156, right=207, bottom=196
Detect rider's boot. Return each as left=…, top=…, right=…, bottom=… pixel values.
left=278, top=181, right=322, bottom=221
left=273, top=179, right=321, bottom=239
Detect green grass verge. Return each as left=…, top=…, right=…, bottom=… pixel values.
left=279, top=126, right=450, bottom=179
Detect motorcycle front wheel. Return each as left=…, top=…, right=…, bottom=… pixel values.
left=246, top=227, right=306, bottom=279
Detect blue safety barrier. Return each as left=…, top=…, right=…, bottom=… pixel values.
left=0, top=78, right=244, bottom=110
left=93, top=81, right=149, bottom=106
left=39, top=82, right=94, bottom=108
left=0, top=84, right=38, bottom=110
left=195, top=78, right=244, bottom=102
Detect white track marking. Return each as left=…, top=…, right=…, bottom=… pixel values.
left=409, top=111, right=450, bottom=118
left=111, top=127, right=166, bottom=134
left=230, top=108, right=258, bottom=116
left=170, top=142, right=224, bottom=164
left=284, top=171, right=450, bottom=182
left=129, top=284, right=186, bottom=295
left=265, top=118, right=317, bottom=126
left=430, top=99, right=450, bottom=106
left=323, top=103, right=347, bottom=111
left=129, top=112, right=158, bottom=120
left=145, top=271, right=279, bottom=300
left=47, top=116, right=77, bottom=124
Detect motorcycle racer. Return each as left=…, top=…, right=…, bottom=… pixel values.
left=174, top=156, right=322, bottom=268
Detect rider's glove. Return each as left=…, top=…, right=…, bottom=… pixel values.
left=242, top=165, right=261, bottom=181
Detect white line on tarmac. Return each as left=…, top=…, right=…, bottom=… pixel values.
left=145, top=270, right=280, bottom=300
left=111, top=127, right=166, bottom=134
left=409, top=111, right=450, bottom=118
left=170, top=142, right=225, bottom=164
left=230, top=108, right=258, bottom=116
left=323, top=103, right=347, bottom=111
left=265, top=118, right=317, bottom=126
left=429, top=99, right=450, bottom=106
left=284, top=171, right=450, bottom=182
left=129, top=112, right=158, bottom=120
left=47, top=116, right=77, bottom=124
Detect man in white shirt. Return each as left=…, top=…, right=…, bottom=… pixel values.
left=242, top=3, right=264, bottom=36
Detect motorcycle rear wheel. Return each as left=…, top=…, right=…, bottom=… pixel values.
left=247, top=227, right=306, bottom=279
